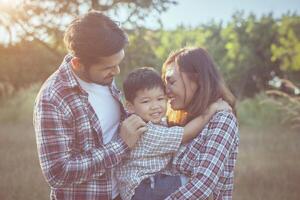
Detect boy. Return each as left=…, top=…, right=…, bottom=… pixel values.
left=116, top=67, right=229, bottom=200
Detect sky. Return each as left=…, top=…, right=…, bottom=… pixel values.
left=1, top=0, right=300, bottom=44
left=154, top=0, right=300, bottom=29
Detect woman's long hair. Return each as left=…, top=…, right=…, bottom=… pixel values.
left=162, top=47, right=236, bottom=126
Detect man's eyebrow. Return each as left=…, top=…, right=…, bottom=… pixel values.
left=138, top=96, right=150, bottom=100
left=104, top=64, right=117, bottom=69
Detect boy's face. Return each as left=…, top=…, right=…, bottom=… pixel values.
left=127, top=87, right=167, bottom=124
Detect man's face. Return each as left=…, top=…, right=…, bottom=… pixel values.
left=84, top=49, right=125, bottom=85
left=127, top=87, right=167, bottom=124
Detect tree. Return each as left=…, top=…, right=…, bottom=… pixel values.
left=116, top=28, right=160, bottom=87
left=0, top=0, right=177, bottom=55
left=271, top=13, right=300, bottom=72
left=220, top=12, right=279, bottom=98
left=0, top=40, right=62, bottom=89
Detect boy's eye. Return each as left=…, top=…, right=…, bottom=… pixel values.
left=158, top=97, right=165, bottom=101
left=141, top=100, right=149, bottom=104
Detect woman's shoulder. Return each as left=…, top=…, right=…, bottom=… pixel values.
left=209, top=110, right=238, bottom=134
left=211, top=110, right=237, bottom=123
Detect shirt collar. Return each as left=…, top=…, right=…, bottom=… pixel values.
left=58, top=54, right=81, bottom=89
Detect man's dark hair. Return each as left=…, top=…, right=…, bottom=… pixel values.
left=64, top=11, right=128, bottom=67
left=123, top=67, right=165, bottom=103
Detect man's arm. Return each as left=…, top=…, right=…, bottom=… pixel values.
left=166, top=111, right=239, bottom=200
left=182, top=100, right=231, bottom=143
left=34, top=99, right=145, bottom=188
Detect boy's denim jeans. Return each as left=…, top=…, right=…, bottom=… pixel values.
left=132, top=173, right=181, bottom=200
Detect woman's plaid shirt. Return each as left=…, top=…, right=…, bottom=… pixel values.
left=33, top=55, right=128, bottom=200
left=167, top=111, right=239, bottom=200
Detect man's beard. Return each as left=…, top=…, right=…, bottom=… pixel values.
left=83, top=69, right=113, bottom=86
left=90, top=75, right=114, bottom=86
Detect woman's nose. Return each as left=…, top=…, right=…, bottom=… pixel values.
left=165, top=85, right=171, bottom=96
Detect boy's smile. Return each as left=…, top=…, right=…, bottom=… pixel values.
left=127, top=87, right=167, bottom=124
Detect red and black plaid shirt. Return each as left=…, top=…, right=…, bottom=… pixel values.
left=167, top=111, right=239, bottom=200
left=33, top=55, right=128, bottom=200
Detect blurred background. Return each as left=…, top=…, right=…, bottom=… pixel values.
left=0, top=0, right=300, bottom=199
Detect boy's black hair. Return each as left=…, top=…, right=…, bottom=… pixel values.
left=123, top=67, right=165, bottom=103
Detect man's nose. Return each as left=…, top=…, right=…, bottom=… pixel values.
left=111, top=65, right=120, bottom=75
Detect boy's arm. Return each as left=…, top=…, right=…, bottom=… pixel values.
left=182, top=100, right=231, bottom=143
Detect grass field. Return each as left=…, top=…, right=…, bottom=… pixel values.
left=0, top=87, right=299, bottom=199
left=234, top=126, right=300, bottom=200
left=1, top=121, right=299, bottom=200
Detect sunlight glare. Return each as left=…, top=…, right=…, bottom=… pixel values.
left=0, top=0, right=21, bottom=3
left=0, top=0, right=22, bottom=10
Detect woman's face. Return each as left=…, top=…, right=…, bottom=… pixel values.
left=164, top=62, right=198, bottom=110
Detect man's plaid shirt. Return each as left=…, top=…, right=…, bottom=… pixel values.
left=167, top=111, right=239, bottom=200
left=33, top=55, right=128, bottom=200
left=116, top=122, right=184, bottom=200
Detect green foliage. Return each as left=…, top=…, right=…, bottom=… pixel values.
left=0, top=83, right=40, bottom=123
left=237, top=93, right=283, bottom=128
left=237, top=91, right=300, bottom=131
left=1, top=11, right=300, bottom=101
left=149, top=12, right=299, bottom=99
left=271, top=14, right=300, bottom=71
left=116, top=28, right=161, bottom=88
left=0, top=40, right=62, bottom=89
left=153, top=26, right=209, bottom=61
left=266, top=76, right=300, bottom=131
left=0, top=0, right=177, bottom=54
left=220, top=12, right=279, bottom=98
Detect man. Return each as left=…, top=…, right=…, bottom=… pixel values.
left=33, top=11, right=147, bottom=200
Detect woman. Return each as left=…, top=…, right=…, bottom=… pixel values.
left=162, top=47, right=239, bottom=200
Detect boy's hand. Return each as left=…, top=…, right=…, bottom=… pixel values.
left=120, top=114, right=147, bottom=149
left=208, top=99, right=232, bottom=114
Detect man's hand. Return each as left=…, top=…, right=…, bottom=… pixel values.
left=120, top=114, right=147, bottom=149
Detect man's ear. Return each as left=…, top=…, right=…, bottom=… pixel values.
left=125, top=101, right=135, bottom=114
left=71, top=57, right=83, bottom=72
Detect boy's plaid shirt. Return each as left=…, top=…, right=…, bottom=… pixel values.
left=116, top=122, right=184, bottom=200
left=33, top=55, right=128, bottom=200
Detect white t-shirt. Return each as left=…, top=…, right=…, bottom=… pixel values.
left=76, top=76, right=121, bottom=198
